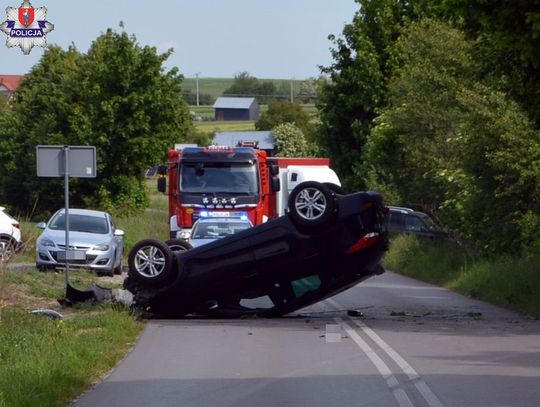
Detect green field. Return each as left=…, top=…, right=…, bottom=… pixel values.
left=183, top=77, right=305, bottom=100
left=194, top=120, right=256, bottom=133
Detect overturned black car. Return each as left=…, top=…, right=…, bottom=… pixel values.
left=124, top=182, right=389, bottom=317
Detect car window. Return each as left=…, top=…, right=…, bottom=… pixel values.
left=49, top=213, right=109, bottom=234
left=405, top=215, right=424, bottom=231
left=389, top=211, right=405, bottom=228
left=290, top=274, right=322, bottom=298
left=192, top=222, right=250, bottom=239
left=417, top=213, right=438, bottom=230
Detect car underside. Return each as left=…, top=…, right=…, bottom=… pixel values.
left=124, top=182, right=389, bottom=318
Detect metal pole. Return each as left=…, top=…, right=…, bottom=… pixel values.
left=195, top=72, right=200, bottom=107
left=63, top=146, right=70, bottom=286
left=290, top=80, right=294, bottom=103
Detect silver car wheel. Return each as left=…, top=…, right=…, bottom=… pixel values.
left=134, top=245, right=167, bottom=278
left=294, top=187, right=327, bottom=221
left=0, top=238, right=14, bottom=261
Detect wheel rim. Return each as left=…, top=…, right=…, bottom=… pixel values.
left=294, top=187, right=327, bottom=221
left=134, top=245, right=166, bottom=278
left=0, top=240, right=13, bottom=261
left=168, top=243, right=189, bottom=252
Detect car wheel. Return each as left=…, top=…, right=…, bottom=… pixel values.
left=128, top=239, right=174, bottom=286
left=113, top=252, right=123, bottom=275
left=165, top=238, right=192, bottom=252
left=103, top=269, right=115, bottom=277
left=36, top=264, right=54, bottom=272
left=288, top=181, right=336, bottom=228
left=0, top=237, right=16, bottom=261
left=323, top=182, right=347, bottom=196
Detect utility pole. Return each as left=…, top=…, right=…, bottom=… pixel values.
left=195, top=72, right=201, bottom=106
left=290, top=79, right=294, bottom=103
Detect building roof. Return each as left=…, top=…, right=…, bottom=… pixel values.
left=213, top=131, right=275, bottom=151
left=0, top=75, right=25, bottom=92
left=213, top=97, right=257, bottom=109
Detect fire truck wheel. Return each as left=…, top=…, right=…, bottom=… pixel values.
left=288, top=181, right=336, bottom=228
left=323, top=182, right=347, bottom=196
left=165, top=239, right=192, bottom=252
left=128, top=239, right=175, bottom=286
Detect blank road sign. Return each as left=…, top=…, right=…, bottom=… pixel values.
left=36, top=145, right=96, bottom=178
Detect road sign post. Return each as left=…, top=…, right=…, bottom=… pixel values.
left=36, top=145, right=96, bottom=287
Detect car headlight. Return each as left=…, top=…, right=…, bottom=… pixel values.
left=178, top=231, right=191, bottom=240
left=93, top=243, right=110, bottom=251
left=39, top=238, right=55, bottom=247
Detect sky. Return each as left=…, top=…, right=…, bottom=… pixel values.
left=0, top=0, right=359, bottom=80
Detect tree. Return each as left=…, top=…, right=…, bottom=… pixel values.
left=255, top=100, right=311, bottom=135
left=364, top=18, right=540, bottom=255
left=317, top=0, right=430, bottom=191
left=441, top=0, right=540, bottom=128
left=297, top=78, right=320, bottom=103
left=364, top=19, right=474, bottom=212
left=0, top=29, right=192, bottom=217
left=272, top=123, right=311, bottom=157
left=223, top=72, right=277, bottom=103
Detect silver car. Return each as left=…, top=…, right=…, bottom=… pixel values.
left=188, top=217, right=253, bottom=248
left=36, top=208, right=124, bottom=276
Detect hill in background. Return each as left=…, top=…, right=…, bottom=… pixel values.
left=182, top=77, right=305, bottom=102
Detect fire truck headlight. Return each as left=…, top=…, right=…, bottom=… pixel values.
left=262, top=215, right=269, bottom=223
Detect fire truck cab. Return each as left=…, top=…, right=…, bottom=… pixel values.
left=158, top=145, right=341, bottom=239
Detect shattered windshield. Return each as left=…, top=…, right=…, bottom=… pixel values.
left=180, top=162, right=258, bottom=194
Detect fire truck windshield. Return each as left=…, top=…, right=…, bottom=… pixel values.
left=180, top=163, right=258, bottom=195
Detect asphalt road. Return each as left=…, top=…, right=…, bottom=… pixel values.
left=73, top=271, right=540, bottom=407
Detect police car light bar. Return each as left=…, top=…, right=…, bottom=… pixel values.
left=199, top=211, right=249, bottom=220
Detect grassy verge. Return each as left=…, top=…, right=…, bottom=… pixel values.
left=0, top=180, right=173, bottom=406
left=383, top=235, right=540, bottom=318
left=0, top=265, right=144, bottom=407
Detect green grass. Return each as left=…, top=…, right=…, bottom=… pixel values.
left=183, top=77, right=235, bottom=98
left=194, top=120, right=256, bottom=133
left=383, top=235, right=540, bottom=318
left=182, top=77, right=306, bottom=100
left=0, top=181, right=177, bottom=406
left=0, top=305, right=142, bottom=407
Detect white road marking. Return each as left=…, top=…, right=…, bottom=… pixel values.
left=326, top=298, right=445, bottom=407
left=337, top=318, right=414, bottom=407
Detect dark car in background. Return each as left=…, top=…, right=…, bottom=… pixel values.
left=125, top=181, right=389, bottom=318
left=387, top=206, right=449, bottom=239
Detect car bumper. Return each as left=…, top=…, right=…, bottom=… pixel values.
left=36, top=246, right=115, bottom=270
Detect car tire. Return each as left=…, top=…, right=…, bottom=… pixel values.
left=323, top=182, right=347, bottom=196
left=128, top=239, right=174, bottom=286
left=113, top=252, right=123, bottom=275
left=288, top=181, right=336, bottom=228
left=165, top=239, right=192, bottom=252
left=36, top=264, right=54, bottom=272
left=0, top=237, right=16, bottom=261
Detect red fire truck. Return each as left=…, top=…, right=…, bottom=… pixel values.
left=157, top=145, right=341, bottom=239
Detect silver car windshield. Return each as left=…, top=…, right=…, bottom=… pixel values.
left=192, top=222, right=251, bottom=239
left=49, top=213, right=109, bottom=234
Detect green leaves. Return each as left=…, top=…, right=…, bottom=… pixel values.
left=0, top=28, right=192, bottom=217
left=272, top=123, right=311, bottom=158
